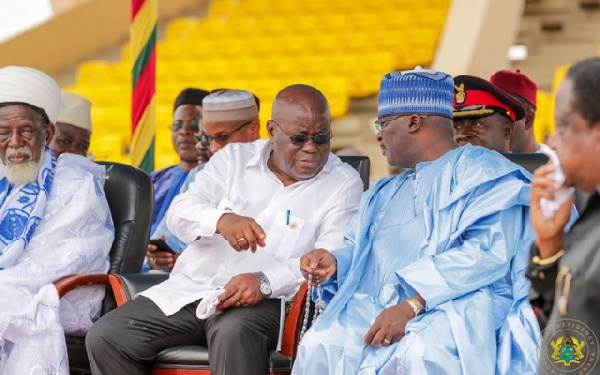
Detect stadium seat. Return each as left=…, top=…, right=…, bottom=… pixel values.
left=71, top=0, right=451, bottom=169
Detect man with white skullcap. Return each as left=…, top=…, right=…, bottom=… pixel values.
left=294, top=68, right=540, bottom=374
left=87, top=85, right=364, bottom=375
left=0, top=66, right=113, bottom=374
left=49, top=91, right=93, bottom=157
left=143, top=89, right=261, bottom=273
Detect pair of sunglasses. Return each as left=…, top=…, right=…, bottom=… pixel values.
left=195, top=120, right=253, bottom=146
left=270, top=120, right=332, bottom=146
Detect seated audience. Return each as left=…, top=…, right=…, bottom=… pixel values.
left=452, top=75, right=525, bottom=153
left=294, top=68, right=539, bottom=374
left=49, top=91, right=93, bottom=157
left=526, top=56, right=600, bottom=374
left=490, top=69, right=542, bottom=153
left=150, top=88, right=209, bottom=232
left=144, top=89, right=261, bottom=272
left=86, top=84, right=364, bottom=375
left=0, top=66, right=113, bottom=374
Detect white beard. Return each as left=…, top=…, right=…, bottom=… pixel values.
left=2, top=146, right=43, bottom=185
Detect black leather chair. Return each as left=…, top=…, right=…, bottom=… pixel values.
left=501, top=152, right=548, bottom=174
left=338, top=155, right=371, bottom=191
left=107, top=156, right=371, bottom=375
left=54, top=161, right=154, bottom=375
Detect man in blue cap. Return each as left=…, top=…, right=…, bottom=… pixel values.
left=294, top=68, right=540, bottom=374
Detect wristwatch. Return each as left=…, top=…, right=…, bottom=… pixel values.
left=256, top=271, right=272, bottom=299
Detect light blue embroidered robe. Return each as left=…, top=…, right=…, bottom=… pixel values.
left=293, top=145, right=541, bottom=375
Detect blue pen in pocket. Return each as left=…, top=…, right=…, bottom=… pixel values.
left=286, top=210, right=291, bottom=226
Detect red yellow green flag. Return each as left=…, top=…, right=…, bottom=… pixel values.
left=130, top=0, right=157, bottom=172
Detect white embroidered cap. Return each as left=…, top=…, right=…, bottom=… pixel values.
left=58, top=91, right=93, bottom=133
left=202, top=89, right=258, bottom=122
left=0, top=66, right=61, bottom=123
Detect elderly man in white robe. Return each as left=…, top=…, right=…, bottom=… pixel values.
left=0, top=66, right=114, bottom=374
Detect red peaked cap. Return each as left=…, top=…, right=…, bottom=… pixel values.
left=452, top=75, right=526, bottom=122
left=489, top=69, right=537, bottom=107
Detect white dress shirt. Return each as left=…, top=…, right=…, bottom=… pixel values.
left=140, top=139, right=363, bottom=316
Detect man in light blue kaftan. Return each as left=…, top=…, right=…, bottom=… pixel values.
left=294, top=68, right=541, bottom=375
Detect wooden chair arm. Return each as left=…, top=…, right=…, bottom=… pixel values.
left=54, top=274, right=111, bottom=298
left=280, top=282, right=308, bottom=358
left=108, top=274, right=132, bottom=307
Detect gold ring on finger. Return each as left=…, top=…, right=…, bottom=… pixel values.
left=383, top=338, right=391, bottom=345
left=237, top=237, right=246, bottom=243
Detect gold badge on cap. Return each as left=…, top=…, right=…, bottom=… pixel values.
left=454, top=83, right=466, bottom=104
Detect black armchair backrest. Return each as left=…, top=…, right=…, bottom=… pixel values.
left=339, top=155, right=371, bottom=191
left=501, top=153, right=590, bottom=212
left=501, top=153, right=549, bottom=175
left=97, top=162, right=154, bottom=274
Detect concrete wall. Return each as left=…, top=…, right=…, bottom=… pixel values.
left=433, top=0, right=524, bottom=77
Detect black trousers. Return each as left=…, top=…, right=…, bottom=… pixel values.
left=86, top=296, right=281, bottom=375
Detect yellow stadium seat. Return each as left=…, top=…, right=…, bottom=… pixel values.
left=533, top=91, right=553, bottom=143
left=209, top=0, right=243, bottom=19
left=77, top=61, right=111, bottom=85
left=165, top=17, right=199, bottom=41
left=155, top=153, right=179, bottom=171
left=71, top=0, right=451, bottom=171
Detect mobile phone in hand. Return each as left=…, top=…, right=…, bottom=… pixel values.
left=149, top=239, right=177, bottom=254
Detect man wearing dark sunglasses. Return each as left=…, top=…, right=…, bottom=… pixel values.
left=87, top=84, right=363, bottom=375
left=199, top=89, right=261, bottom=156
left=149, top=88, right=209, bottom=233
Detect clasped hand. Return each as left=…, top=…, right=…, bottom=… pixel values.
left=300, top=248, right=337, bottom=284
left=530, top=163, right=573, bottom=258
left=216, top=213, right=266, bottom=252
left=217, top=273, right=263, bottom=310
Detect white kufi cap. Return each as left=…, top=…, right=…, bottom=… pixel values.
left=58, top=91, right=92, bottom=133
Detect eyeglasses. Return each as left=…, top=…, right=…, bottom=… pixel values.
left=374, top=115, right=427, bottom=132
left=269, top=120, right=332, bottom=146
left=171, top=121, right=201, bottom=133
left=196, top=120, right=253, bottom=146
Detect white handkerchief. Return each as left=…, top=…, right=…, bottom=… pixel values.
left=540, top=144, right=574, bottom=219
left=196, top=289, right=225, bottom=319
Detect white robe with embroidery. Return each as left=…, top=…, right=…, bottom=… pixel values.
left=0, top=152, right=113, bottom=374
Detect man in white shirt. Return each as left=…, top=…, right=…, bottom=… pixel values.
left=143, top=89, right=261, bottom=272
left=86, top=84, right=364, bottom=375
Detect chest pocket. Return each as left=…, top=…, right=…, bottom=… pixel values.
left=264, top=210, right=306, bottom=262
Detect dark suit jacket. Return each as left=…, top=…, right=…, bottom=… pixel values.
left=527, top=192, right=600, bottom=373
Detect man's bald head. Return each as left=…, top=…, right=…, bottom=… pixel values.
left=267, top=84, right=333, bottom=186
left=272, top=84, right=331, bottom=123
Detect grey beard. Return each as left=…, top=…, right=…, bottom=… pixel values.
left=3, top=159, right=42, bottom=185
